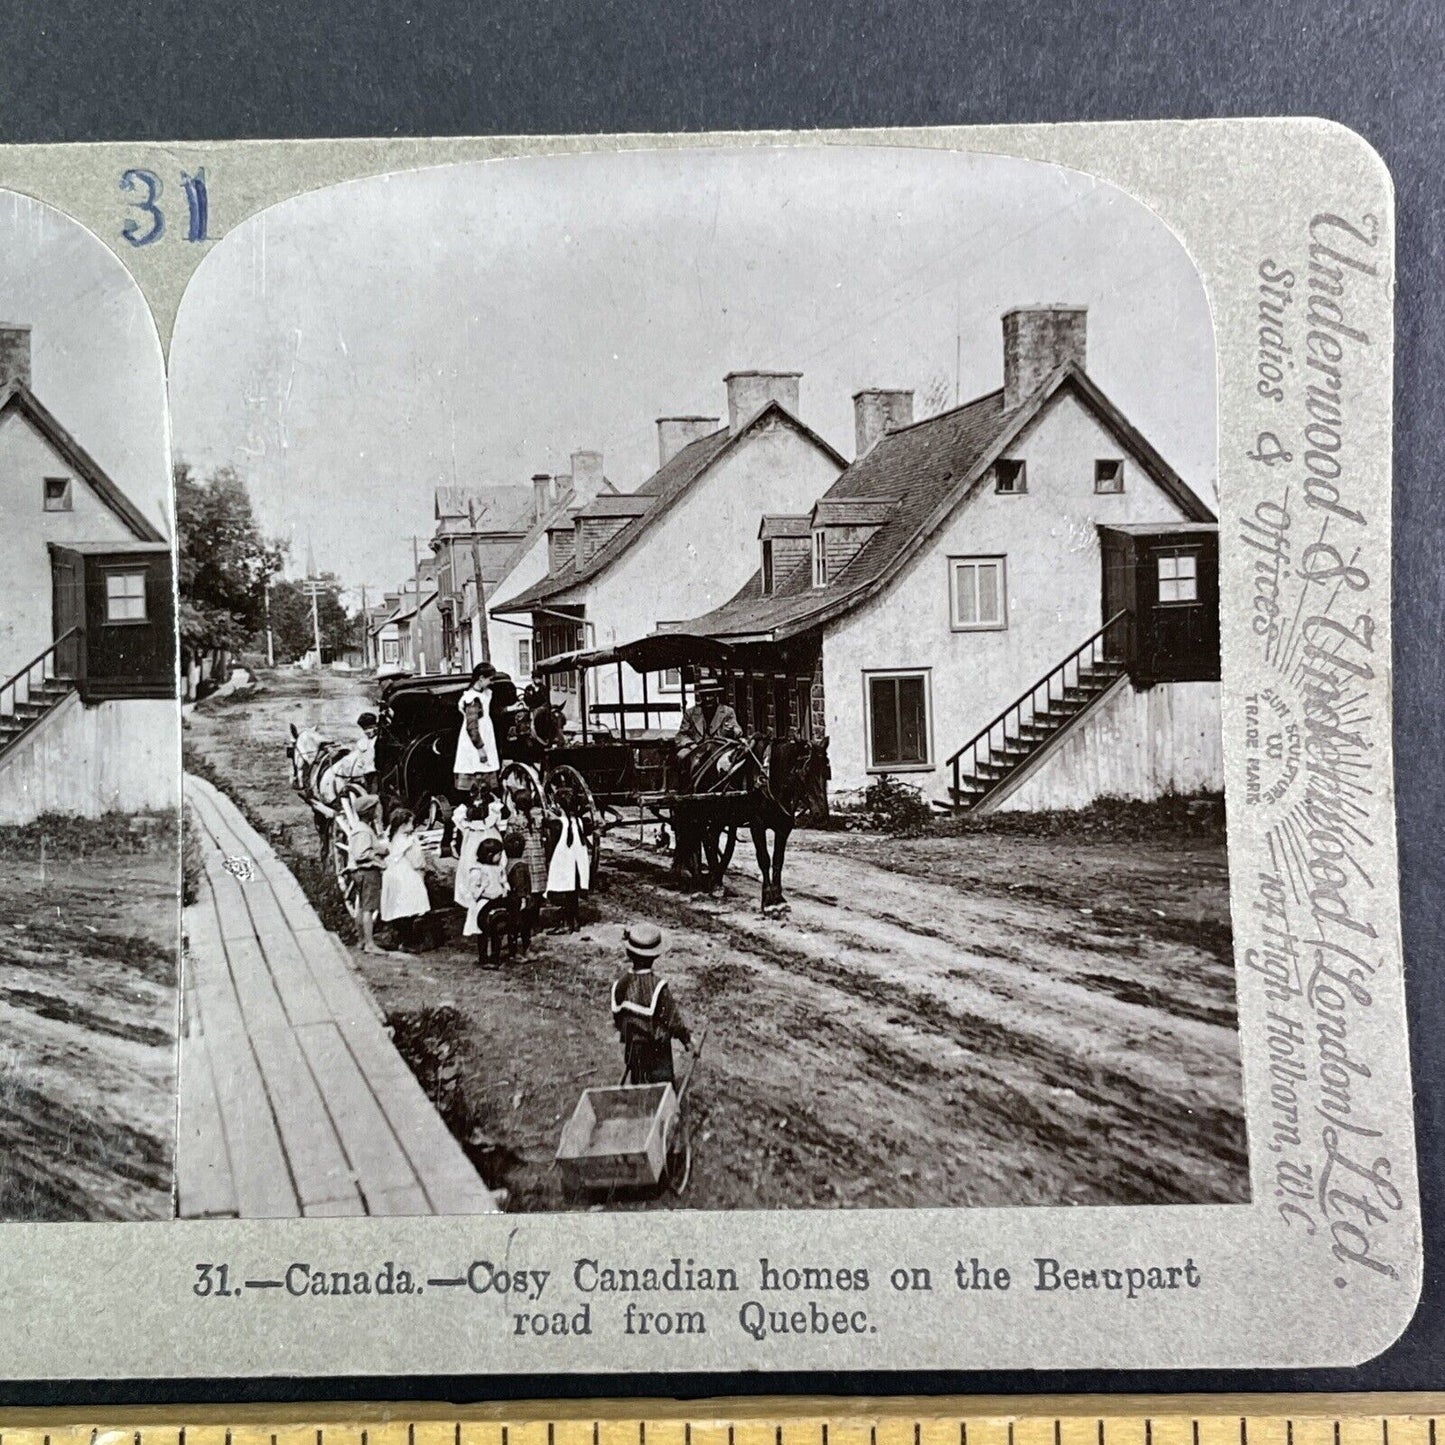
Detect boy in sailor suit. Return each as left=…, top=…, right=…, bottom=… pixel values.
left=610, top=923, right=693, bottom=1085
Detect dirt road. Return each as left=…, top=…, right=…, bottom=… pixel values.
left=185, top=666, right=1247, bottom=1213
left=0, top=814, right=178, bottom=1221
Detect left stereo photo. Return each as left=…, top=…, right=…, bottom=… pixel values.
left=0, top=189, right=179, bottom=1222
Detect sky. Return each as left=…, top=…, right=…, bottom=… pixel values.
left=167, top=145, right=1216, bottom=594
left=0, top=190, right=171, bottom=533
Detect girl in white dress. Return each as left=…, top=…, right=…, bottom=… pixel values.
left=451, top=785, right=504, bottom=910
left=463, top=836, right=510, bottom=967
left=381, top=809, right=432, bottom=949
left=545, top=792, right=592, bottom=934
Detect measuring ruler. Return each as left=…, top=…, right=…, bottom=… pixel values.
left=0, top=1397, right=1441, bottom=1445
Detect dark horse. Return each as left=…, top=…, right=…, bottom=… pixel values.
left=671, top=733, right=830, bottom=908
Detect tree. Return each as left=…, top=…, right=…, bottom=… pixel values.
left=268, top=576, right=357, bottom=662
left=174, top=463, right=281, bottom=667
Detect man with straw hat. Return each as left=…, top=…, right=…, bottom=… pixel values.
left=610, top=923, right=693, bottom=1085
left=672, top=670, right=743, bottom=790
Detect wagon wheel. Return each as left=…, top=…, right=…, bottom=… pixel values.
left=545, top=762, right=604, bottom=887
left=662, top=1109, right=693, bottom=1195
left=499, top=758, right=547, bottom=812
left=329, top=816, right=359, bottom=912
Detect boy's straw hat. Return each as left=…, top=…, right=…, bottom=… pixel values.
left=624, top=922, right=664, bottom=962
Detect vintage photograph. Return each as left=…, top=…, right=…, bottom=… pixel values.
left=0, top=189, right=179, bottom=1220
left=169, top=145, right=1245, bottom=1218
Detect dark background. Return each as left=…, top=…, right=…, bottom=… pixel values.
left=1, top=0, right=1440, bottom=1404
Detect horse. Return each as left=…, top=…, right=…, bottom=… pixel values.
left=287, top=723, right=372, bottom=857
left=671, top=732, right=830, bottom=908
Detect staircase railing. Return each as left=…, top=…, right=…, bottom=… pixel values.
left=0, top=627, right=81, bottom=740
left=946, top=609, right=1132, bottom=802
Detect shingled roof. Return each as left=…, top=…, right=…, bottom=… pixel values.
left=433, top=485, right=538, bottom=537
left=495, top=402, right=846, bottom=615
left=683, top=362, right=1214, bottom=642
left=1, top=382, right=165, bottom=542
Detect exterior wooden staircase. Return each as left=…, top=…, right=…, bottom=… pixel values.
left=0, top=629, right=80, bottom=764
left=940, top=610, right=1132, bottom=813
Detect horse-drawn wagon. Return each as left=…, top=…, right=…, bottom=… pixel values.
left=287, top=628, right=829, bottom=911
left=288, top=666, right=606, bottom=905
left=530, top=632, right=831, bottom=907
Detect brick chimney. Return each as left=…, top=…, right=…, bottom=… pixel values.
left=569, top=449, right=604, bottom=507
left=1002, top=306, right=1087, bottom=410
left=531, top=472, right=555, bottom=521
left=724, top=371, right=801, bottom=435
left=656, top=416, right=719, bottom=467
left=852, top=389, right=914, bottom=457
left=0, top=325, right=32, bottom=389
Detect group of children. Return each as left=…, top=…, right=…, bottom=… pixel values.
left=348, top=779, right=594, bottom=968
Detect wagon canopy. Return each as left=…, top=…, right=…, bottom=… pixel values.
left=533, top=632, right=735, bottom=678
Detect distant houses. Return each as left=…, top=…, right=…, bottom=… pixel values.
left=0, top=324, right=178, bottom=823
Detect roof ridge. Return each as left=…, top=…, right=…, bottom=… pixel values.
left=880, top=385, right=1007, bottom=438
left=2, top=382, right=165, bottom=542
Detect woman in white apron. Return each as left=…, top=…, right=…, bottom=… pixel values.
left=454, top=663, right=500, bottom=790
left=545, top=799, right=591, bottom=934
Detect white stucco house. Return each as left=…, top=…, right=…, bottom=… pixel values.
left=493, top=372, right=847, bottom=730
left=680, top=307, right=1222, bottom=812
left=0, top=323, right=178, bottom=822
left=483, top=451, right=618, bottom=683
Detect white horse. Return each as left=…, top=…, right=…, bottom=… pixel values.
left=288, top=723, right=372, bottom=855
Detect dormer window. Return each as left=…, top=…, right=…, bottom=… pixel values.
left=812, top=530, right=828, bottom=587
left=761, top=540, right=775, bottom=595
left=995, top=459, right=1026, bottom=494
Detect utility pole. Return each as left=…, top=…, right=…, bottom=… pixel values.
left=300, top=571, right=325, bottom=668
left=263, top=581, right=275, bottom=667
left=411, top=533, right=425, bottom=674
left=467, top=498, right=492, bottom=666
left=359, top=582, right=369, bottom=669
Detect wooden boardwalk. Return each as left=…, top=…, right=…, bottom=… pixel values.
left=178, top=774, right=499, bottom=1218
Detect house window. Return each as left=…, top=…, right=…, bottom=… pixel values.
left=1157, top=551, right=1199, bottom=604
left=866, top=671, right=931, bottom=770
left=44, top=477, right=73, bottom=511
left=104, top=570, right=147, bottom=623
left=1095, top=458, right=1124, bottom=493
left=659, top=667, right=681, bottom=693
left=382, top=638, right=400, bottom=664
left=517, top=636, right=533, bottom=676
left=949, top=557, right=1007, bottom=631
left=761, top=541, right=775, bottom=595
left=995, top=459, right=1027, bottom=494
left=812, top=530, right=828, bottom=587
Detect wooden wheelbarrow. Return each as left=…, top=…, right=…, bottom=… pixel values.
left=555, top=1029, right=707, bottom=1198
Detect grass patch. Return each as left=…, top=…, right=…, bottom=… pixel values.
left=183, top=740, right=357, bottom=938
left=180, top=805, right=203, bottom=907
left=935, top=791, right=1227, bottom=845
left=0, top=811, right=175, bottom=861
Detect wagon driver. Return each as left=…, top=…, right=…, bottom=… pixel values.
left=454, top=661, right=502, bottom=793
left=673, top=672, right=742, bottom=779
